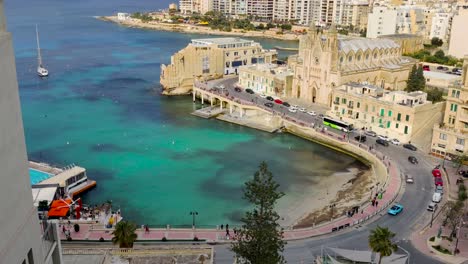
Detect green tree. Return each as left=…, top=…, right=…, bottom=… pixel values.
left=256, top=23, right=265, bottom=30
left=111, top=221, right=138, bottom=248
left=454, top=154, right=468, bottom=172
left=426, top=88, right=443, bottom=103
left=280, top=24, right=292, bottom=31
left=406, top=64, right=418, bottom=92
left=231, top=162, right=286, bottom=264
left=443, top=200, right=464, bottom=238
left=368, top=226, right=398, bottom=264
left=431, top=37, right=444, bottom=47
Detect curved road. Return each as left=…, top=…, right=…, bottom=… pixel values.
left=204, top=78, right=443, bottom=264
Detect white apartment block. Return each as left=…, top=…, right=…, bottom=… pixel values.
left=294, top=0, right=320, bottom=25
left=273, top=0, right=295, bottom=22
left=367, top=6, right=398, bottom=38
left=448, top=8, right=468, bottom=58
left=247, top=0, right=274, bottom=20
left=341, top=0, right=369, bottom=30
left=180, top=0, right=213, bottom=14
left=0, top=1, right=63, bottom=263
left=430, top=12, right=451, bottom=43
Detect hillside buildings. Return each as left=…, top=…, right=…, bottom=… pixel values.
left=366, top=6, right=398, bottom=38
left=0, top=0, right=63, bottom=263
left=431, top=57, right=468, bottom=158
left=238, top=63, right=294, bottom=97
left=328, top=82, right=444, bottom=143
left=448, top=9, right=468, bottom=58
left=288, top=24, right=415, bottom=106
left=160, top=38, right=277, bottom=95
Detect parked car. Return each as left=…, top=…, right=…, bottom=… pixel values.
left=355, top=135, right=367, bottom=142
left=376, top=138, right=389, bottom=146
left=234, top=87, right=242, bottom=92
left=408, top=156, right=418, bottom=164
left=434, top=177, right=443, bottom=186
left=291, top=105, right=299, bottom=110
left=365, top=130, right=377, bottom=137
left=427, top=202, right=438, bottom=212
left=259, top=94, right=267, bottom=98
left=264, top=102, right=274, bottom=108
left=390, top=138, right=400, bottom=145
left=318, top=114, right=324, bottom=119
left=405, top=174, right=414, bottom=183
left=378, top=135, right=390, bottom=141
left=288, top=108, right=297, bottom=113
left=432, top=169, right=441, bottom=177
left=452, top=67, right=460, bottom=73
left=435, top=185, right=444, bottom=195
left=443, top=66, right=449, bottom=71
left=266, top=96, right=274, bottom=101
left=282, top=102, right=291, bottom=107
left=307, top=111, right=317, bottom=116
left=423, top=65, right=430, bottom=71
left=245, top=88, right=254, bottom=94
left=274, top=99, right=283, bottom=104
left=388, top=204, right=404, bottom=215
left=298, top=107, right=306, bottom=112
left=432, top=192, right=442, bottom=203
left=403, top=144, right=417, bottom=151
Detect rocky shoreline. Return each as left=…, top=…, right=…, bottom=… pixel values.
left=97, top=16, right=302, bottom=41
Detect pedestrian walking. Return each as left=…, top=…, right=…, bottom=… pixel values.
left=375, top=201, right=379, bottom=207
left=62, top=225, right=66, bottom=233
left=371, top=199, right=375, bottom=206
left=220, top=224, right=223, bottom=230
left=226, top=224, right=229, bottom=231
left=145, top=225, right=149, bottom=233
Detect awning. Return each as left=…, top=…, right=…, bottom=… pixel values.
left=47, top=199, right=71, bottom=218
left=32, top=186, right=57, bottom=207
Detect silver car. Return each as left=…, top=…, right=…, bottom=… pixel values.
left=365, top=131, right=377, bottom=137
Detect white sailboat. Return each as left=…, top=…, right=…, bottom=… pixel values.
left=36, top=25, right=48, bottom=77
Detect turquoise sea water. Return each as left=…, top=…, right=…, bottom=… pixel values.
left=7, top=0, right=361, bottom=226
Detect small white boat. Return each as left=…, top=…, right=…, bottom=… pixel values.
left=36, top=24, right=48, bottom=77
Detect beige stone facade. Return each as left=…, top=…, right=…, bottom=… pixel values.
left=160, top=38, right=277, bottom=95
left=431, top=57, right=468, bottom=158
left=238, top=63, right=294, bottom=97
left=288, top=24, right=416, bottom=107
left=328, top=82, right=445, bottom=143
left=378, top=34, right=424, bottom=55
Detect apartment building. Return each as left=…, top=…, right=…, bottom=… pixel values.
left=238, top=63, right=294, bottom=97
left=180, top=0, right=213, bottom=14
left=367, top=6, right=398, bottom=38
left=341, top=0, right=369, bottom=30
left=431, top=56, right=468, bottom=158
left=294, top=0, right=320, bottom=26
left=247, top=0, right=274, bottom=20
left=448, top=8, right=468, bottom=58
left=429, top=12, right=452, bottom=43
left=0, top=1, right=63, bottom=263
left=161, top=37, right=277, bottom=94
left=328, top=83, right=444, bottom=143
left=273, top=0, right=295, bottom=22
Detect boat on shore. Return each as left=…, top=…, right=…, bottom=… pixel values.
left=274, top=46, right=299, bottom=51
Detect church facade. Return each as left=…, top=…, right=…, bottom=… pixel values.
left=288, top=25, right=417, bottom=106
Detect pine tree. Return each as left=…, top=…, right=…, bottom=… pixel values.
left=416, top=65, right=426, bottom=91
left=231, top=162, right=286, bottom=264
left=405, top=64, right=418, bottom=92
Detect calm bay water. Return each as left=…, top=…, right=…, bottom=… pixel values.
left=6, top=0, right=359, bottom=226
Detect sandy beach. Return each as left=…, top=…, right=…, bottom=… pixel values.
left=97, top=16, right=302, bottom=41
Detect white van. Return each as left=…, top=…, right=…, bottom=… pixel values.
left=432, top=192, right=442, bottom=203
left=427, top=202, right=438, bottom=212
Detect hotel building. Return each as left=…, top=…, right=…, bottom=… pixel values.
left=288, top=24, right=415, bottom=106
left=0, top=1, right=63, bottom=263
left=328, top=82, right=445, bottom=143
left=431, top=57, right=468, bottom=158
left=160, top=37, right=277, bottom=95
left=238, top=63, right=294, bottom=97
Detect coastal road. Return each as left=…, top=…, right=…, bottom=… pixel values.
left=206, top=78, right=443, bottom=263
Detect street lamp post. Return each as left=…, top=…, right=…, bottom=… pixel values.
left=430, top=206, right=437, bottom=228
left=329, top=203, right=336, bottom=220
left=190, top=211, right=198, bottom=229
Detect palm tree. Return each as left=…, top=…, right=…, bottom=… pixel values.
left=368, top=226, right=398, bottom=264
left=111, top=221, right=138, bottom=248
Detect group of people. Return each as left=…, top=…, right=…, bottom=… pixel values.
left=220, top=224, right=238, bottom=239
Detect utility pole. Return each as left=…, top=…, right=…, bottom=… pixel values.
left=190, top=211, right=198, bottom=229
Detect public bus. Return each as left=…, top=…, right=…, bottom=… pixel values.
left=323, top=117, right=353, bottom=132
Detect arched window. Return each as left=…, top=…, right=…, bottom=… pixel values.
left=348, top=55, right=353, bottom=62
left=340, top=56, right=344, bottom=63
left=357, top=54, right=361, bottom=61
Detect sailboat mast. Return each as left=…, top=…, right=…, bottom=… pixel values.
left=36, top=24, right=42, bottom=66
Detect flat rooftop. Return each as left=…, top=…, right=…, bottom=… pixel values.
left=191, top=37, right=254, bottom=46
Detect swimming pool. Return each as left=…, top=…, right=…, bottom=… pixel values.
left=29, top=168, right=53, bottom=185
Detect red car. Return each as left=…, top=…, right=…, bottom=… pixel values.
left=423, top=65, right=430, bottom=71
left=434, top=177, right=443, bottom=186
left=432, top=169, right=441, bottom=177
left=274, top=99, right=283, bottom=104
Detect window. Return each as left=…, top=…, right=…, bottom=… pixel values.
left=396, top=123, right=399, bottom=129
left=357, top=102, right=360, bottom=108
left=372, top=106, right=375, bottom=112
left=342, top=98, right=347, bottom=104
left=341, top=109, right=345, bottom=115
left=404, top=126, right=409, bottom=134
left=340, top=56, right=344, bottom=63
left=371, top=116, right=375, bottom=123
left=451, top=103, right=458, bottom=112
left=457, top=138, right=465, bottom=145
left=397, top=113, right=401, bottom=121
left=28, top=249, right=34, bottom=264
left=405, top=115, right=410, bottom=122
left=380, top=109, right=385, bottom=116
left=388, top=110, right=392, bottom=117
left=440, top=133, right=447, bottom=140
left=348, top=56, right=352, bottom=62
left=234, top=52, right=238, bottom=56
left=202, top=56, right=210, bottom=74
left=387, top=121, right=391, bottom=128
